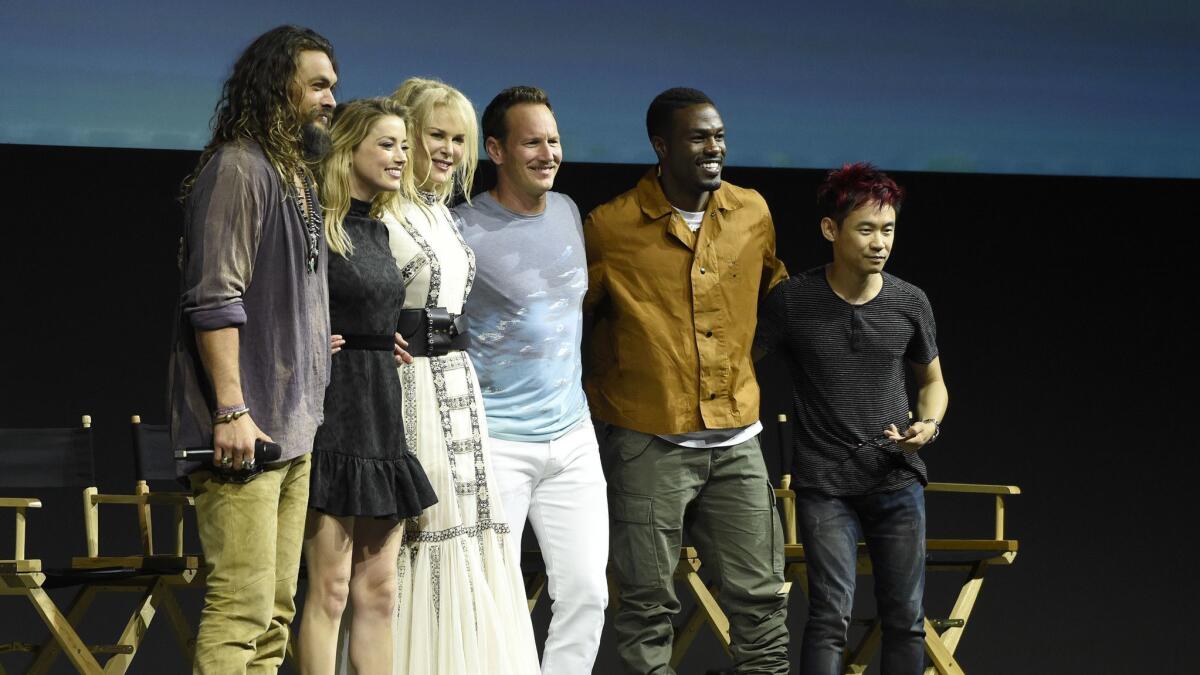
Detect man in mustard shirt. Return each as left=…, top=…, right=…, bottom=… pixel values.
left=584, top=87, right=790, bottom=674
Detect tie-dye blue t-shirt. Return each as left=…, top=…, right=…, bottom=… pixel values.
left=454, top=191, right=589, bottom=441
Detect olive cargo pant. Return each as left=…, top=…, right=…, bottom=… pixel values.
left=605, top=426, right=789, bottom=674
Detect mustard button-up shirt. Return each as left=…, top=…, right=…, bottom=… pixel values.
left=583, top=169, right=788, bottom=435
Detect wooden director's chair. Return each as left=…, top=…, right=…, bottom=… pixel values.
left=670, top=415, right=1020, bottom=674
left=777, top=481, right=1020, bottom=674
left=521, top=479, right=783, bottom=671
left=0, top=415, right=163, bottom=674
left=776, top=411, right=1020, bottom=675
left=524, top=547, right=731, bottom=670
left=25, top=415, right=202, bottom=674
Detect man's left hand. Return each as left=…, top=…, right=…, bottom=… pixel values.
left=884, top=422, right=935, bottom=453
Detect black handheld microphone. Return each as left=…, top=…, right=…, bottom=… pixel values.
left=174, top=439, right=282, bottom=463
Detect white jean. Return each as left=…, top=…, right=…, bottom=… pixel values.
left=489, top=417, right=610, bottom=675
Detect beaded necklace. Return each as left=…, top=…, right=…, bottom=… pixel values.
left=417, top=189, right=439, bottom=206
left=295, top=171, right=323, bottom=273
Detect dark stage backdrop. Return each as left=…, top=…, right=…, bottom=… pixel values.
left=0, top=143, right=1192, bottom=673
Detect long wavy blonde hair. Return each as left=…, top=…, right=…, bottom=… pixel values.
left=320, top=98, right=414, bottom=257
left=390, top=77, right=479, bottom=206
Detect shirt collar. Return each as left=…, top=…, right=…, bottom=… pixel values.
left=636, top=167, right=743, bottom=222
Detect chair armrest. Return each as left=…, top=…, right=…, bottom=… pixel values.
left=2, top=498, right=42, bottom=561
left=774, top=488, right=799, bottom=546
left=83, top=488, right=196, bottom=558
left=144, top=493, right=195, bottom=506
left=926, top=482, right=1021, bottom=495
left=926, top=481, right=1021, bottom=541
left=88, top=493, right=195, bottom=506
left=90, top=494, right=145, bottom=505
left=0, top=498, right=43, bottom=508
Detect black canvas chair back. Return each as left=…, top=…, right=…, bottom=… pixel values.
left=0, top=421, right=95, bottom=490
left=130, top=416, right=176, bottom=487
left=38, top=416, right=206, bottom=672
left=0, top=416, right=128, bottom=675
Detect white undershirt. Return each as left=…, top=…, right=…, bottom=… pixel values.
left=659, top=422, right=764, bottom=449
left=675, top=207, right=704, bottom=232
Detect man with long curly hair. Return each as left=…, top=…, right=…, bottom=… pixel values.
left=169, top=25, right=337, bottom=674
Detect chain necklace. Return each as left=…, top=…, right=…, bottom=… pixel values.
left=295, top=172, right=322, bottom=273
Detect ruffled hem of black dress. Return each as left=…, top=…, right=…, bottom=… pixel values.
left=308, top=447, right=438, bottom=519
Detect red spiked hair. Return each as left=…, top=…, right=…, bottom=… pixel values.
left=816, top=162, right=904, bottom=223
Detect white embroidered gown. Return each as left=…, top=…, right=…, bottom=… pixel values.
left=379, top=199, right=538, bottom=674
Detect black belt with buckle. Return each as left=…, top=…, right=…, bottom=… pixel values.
left=397, top=308, right=470, bottom=357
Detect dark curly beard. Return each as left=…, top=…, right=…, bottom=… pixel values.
left=301, top=118, right=332, bottom=162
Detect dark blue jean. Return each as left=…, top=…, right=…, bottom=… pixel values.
left=796, top=481, right=926, bottom=675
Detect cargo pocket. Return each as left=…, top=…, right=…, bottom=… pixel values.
left=767, top=481, right=785, bottom=577
left=610, top=492, right=659, bottom=586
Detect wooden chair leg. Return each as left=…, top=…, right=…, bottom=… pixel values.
left=922, top=617, right=966, bottom=675
left=670, top=558, right=731, bottom=668
left=526, top=571, right=547, bottom=613
left=100, top=579, right=167, bottom=674
left=23, top=587, right=104, bottom=675
left=940, top=561, right=988, bottom=655
left=27, top=584, right=101, bottom=674
left=844, top=620, right=882, bottom=674
left=786, top=561, right=810, bottom=597
left=606, top=571, right=620, bottom=613
left=671, top=580, right=721, bottom=668
left=608, top=557, right=741, bottom=671
left=922, top=560, right=988, bottom=675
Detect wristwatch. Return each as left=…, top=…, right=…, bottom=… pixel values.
left=920, top=418, right=941, bottom=444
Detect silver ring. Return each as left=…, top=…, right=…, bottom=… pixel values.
left=220, top=456, right=233, bottom=468
left=241, top=459, right=254, bottom=470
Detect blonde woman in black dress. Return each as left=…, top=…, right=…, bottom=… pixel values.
left=299, top=98, right=437, bottom=675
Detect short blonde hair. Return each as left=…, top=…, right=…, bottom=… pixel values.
left=391, top=77, right=479, bottom=205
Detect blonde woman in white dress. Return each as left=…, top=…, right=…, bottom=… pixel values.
left=378, top=77, right=539, bottom=675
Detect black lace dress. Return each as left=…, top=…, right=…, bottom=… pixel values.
left=310, top=199, right=437, bottom=518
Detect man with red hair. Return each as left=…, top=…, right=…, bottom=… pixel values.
left=755, top=163, right=948, bottom=675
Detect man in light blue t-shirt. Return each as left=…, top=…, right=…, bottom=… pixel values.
left=454, top=86, right=607, bottom=675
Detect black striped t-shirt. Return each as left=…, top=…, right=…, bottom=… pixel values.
left=755, top=266, right=938, bottom=496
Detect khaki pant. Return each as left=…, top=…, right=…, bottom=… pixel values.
left=190, top=454, right=311, bottom=675
left=605, top=427, right=789, bottom=674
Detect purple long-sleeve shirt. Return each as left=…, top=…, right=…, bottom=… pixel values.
left=169, top=140, right=330, bottom=470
